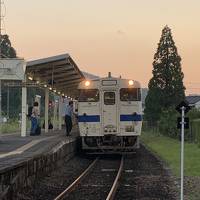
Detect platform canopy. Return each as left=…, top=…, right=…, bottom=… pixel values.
left=26, top=54, right=85, bottom=98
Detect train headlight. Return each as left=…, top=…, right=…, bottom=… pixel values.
left=128, top=80, right=134, bottom=86
left=85, top=81, right=90, bottom=87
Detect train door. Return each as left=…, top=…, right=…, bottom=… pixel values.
left=102, top=91, right=118, bottom=133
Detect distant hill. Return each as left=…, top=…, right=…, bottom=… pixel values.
left=82, top=71, right=99, bottom=80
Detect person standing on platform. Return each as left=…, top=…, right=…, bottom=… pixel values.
left=65, top=101, right=73, bottom=136
left=30, top=102, right=39, bottom=135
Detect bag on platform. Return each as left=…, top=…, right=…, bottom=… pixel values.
left=35, top=126, right=41, bottom=135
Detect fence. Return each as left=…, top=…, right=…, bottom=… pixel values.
left=143, top=120, right=200, bottom=147
left=189, top=119, right=200, bottom=147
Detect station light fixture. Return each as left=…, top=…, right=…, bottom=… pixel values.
left=36, top=80, right=40, bottom=84
left=44, top=84, right=47, bottom=88
left=28, top=76, right=33, bottom=81
left=58, top=91, right=61, bottom=95
left=85, top=81, right=90, bottom=87
left=49, top=87, right=52, bottom=90
left=53, top=89, right=56, bottom=93
left=128, top=80, right=134, bottom=86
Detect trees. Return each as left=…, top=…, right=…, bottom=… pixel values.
left=0, top=34, right=16, bottom=58
left=1, top=34, right=18, bottom=118
left=144, top=26, right=185, bottom=123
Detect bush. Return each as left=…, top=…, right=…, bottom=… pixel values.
left=1, top=119, right=20, bottom=133
left=144, top=107, right=200, bottom=146
left=187, top=108, right=200, bottom=120
left=185, top=108, right=200, bottom=144
left=190, top=120, right=200, bottom=147
left=158, top=108, right=179, bottom=138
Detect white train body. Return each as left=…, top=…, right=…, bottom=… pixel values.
left=77, top=75, right=142, bottom=152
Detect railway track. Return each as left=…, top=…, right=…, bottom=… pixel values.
left=54, top=155, right=124, bottom=200
left=18, top=146, right=177, bottom=200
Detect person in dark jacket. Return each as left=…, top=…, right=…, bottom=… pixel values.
left=64, top=101, right=73, bottom=136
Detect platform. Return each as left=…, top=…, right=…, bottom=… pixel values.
left=0, top=128, right=78, bottom=172
left=0, top=127, right=79, bottom=200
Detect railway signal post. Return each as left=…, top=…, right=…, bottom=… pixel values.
left=176, top=101, right=191, bottom=200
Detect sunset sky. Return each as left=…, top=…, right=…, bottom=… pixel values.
left=4, top=0, right=200, bottom=94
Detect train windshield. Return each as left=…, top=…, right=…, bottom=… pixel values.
left=120, top=88, right=141, bottom=101
left=104, top=92, right=115, bottom=105
left=79, top=89, right=99, bottom=102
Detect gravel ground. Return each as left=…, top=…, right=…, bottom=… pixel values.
left=17, top=155, right=94, bottom=200
left=182, top=176, right=200, bottom=200
left=115, top=145, right=178, bottom=200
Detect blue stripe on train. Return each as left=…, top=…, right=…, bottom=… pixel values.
left=78, top=114, right=142, bottom=122
left=78, top=115, right=100, bottom=122
left=120, top=114, right=142, bottom=121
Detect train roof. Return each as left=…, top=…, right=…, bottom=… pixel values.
left=79, top=76, right=141, bottom=88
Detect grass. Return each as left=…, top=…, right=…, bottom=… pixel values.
left=1, top=120, right=20, bottom=133
left=0, top=119, right=31, bottom=134
left=141, top=131, right=200, bottom=176
left=0, top=117, right=60, bottom=134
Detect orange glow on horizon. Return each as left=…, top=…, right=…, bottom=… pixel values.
left=5, top=0, right=200, bottom=95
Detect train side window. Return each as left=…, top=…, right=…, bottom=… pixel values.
left=104, top=92, right=115, bottom=105
left=120, top=88, right=141, bottom=101
left=78, top=89, right=99, bottom=102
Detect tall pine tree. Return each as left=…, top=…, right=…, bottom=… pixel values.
left=145, top=26, right=185, bottom=123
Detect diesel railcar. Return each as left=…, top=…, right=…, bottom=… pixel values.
left=77, top=73, right=142, bottom=152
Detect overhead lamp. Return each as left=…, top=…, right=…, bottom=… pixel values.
left=28, top=76, right=33, bottom=81
left=58, top=91, right=61, bottom=95
left=53, top=89, right=56, bottom=93
left=36, top=80, right=40, bottom=84
left=49, top=87, right=52, bottom=90
left=44, top=84, right=47, bottom=88
left=128, top=80, right=134, bottom=86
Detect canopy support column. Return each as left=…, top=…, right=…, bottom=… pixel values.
left=21, top=83, right=27, bottom=137
left=45, top=88, right=49, bottom=133
left=58, top=96, right=62, bottom=130
left=53, top=98, right=57, bottom=131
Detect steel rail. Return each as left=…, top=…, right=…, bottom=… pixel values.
left=54, top=157, right=99, bottom=200
left=106, top=156, right=124, bottom=200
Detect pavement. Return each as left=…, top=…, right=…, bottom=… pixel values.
left=0, top=127, right=78, bottom=171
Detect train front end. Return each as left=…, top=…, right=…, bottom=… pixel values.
left=77, top=76, right=142, bottom=153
